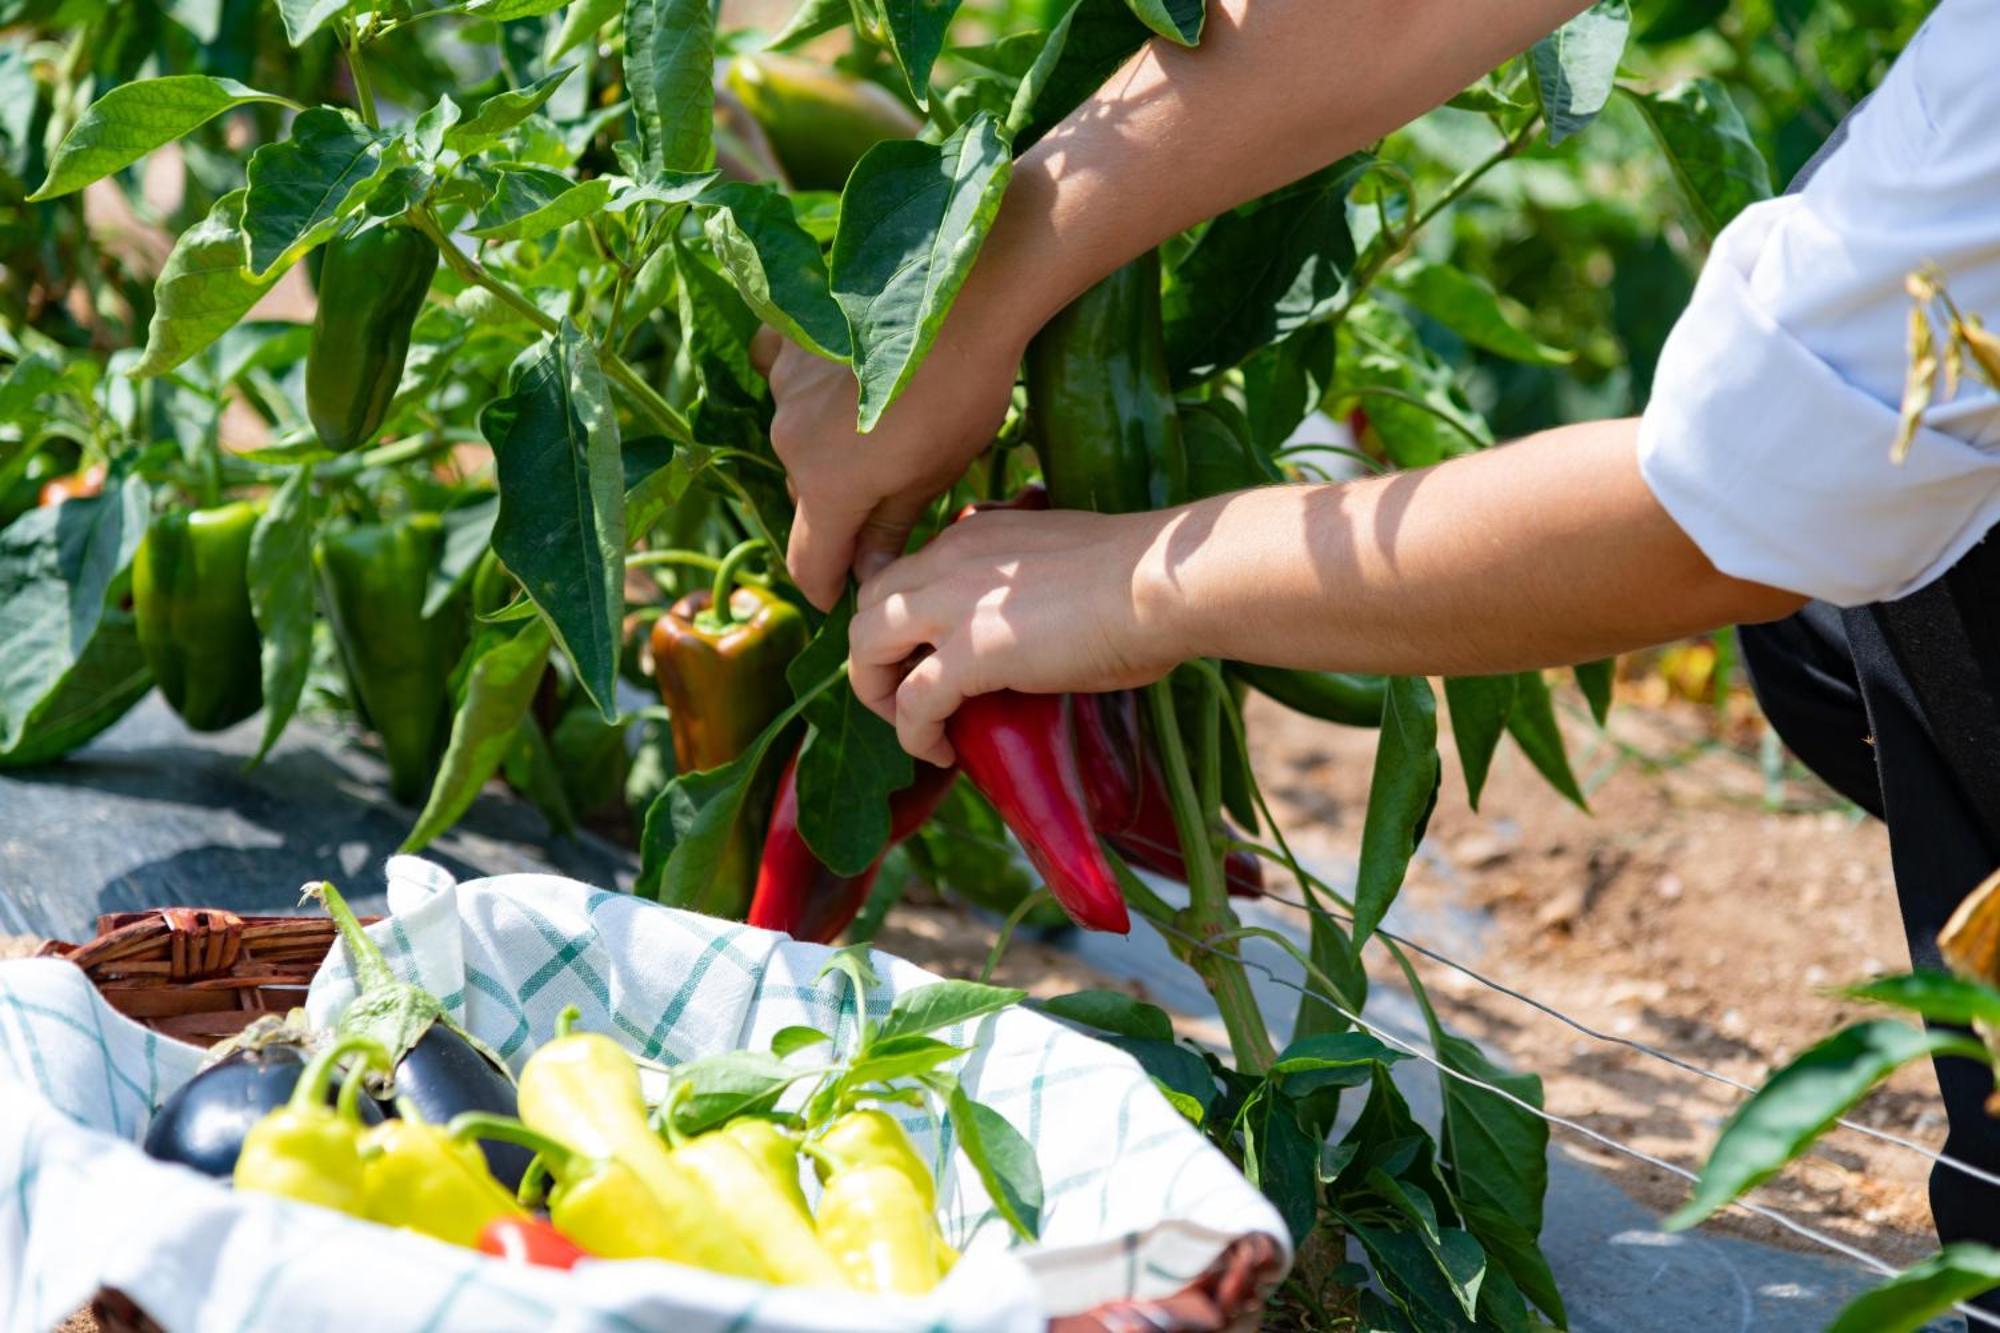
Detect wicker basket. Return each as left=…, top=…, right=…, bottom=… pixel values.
left=36, top=907, right=369, bottom=1046
left=42, top=907, right=1281, bottom=1333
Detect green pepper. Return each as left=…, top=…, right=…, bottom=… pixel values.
left=723, top=54, right=921, bottom=191
left=315, top=514, right=467, bottom=804
left=723, top=1117, right=814, bottom=1222
left=514, top=1009, right=768, bottom=1279
left=305, top=223, right=439, bottom=453
left=811, top=1108, right=935, bottom=1210
left=648, top=558, right=806, bottom=916
left=361, top=1105, right=526, bottom=1248
left=1226, top=660, right=1387, bottom=729
left=1175, top=398, right=1284, bottom=503
left=132, top=501, right=264, bottom=733
left=1025, top=251, right=1181, bottom=515
left=233, top=1034, right=390, bottom=1215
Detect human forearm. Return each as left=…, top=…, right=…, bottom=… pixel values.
left=1145, top=418, right=1807, bottom=676
left=959, top=0, right=1595, bottom=351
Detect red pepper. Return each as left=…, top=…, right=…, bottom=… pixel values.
left=955, top=484, right=1047, bottom=522
left=477, top=1215, right=591, bottom=1269
left=748, top=749, right=957, bottom=943
left=948, top=690, right=1129, bottom=933
left=1072, top=691, right=1263, bottom=898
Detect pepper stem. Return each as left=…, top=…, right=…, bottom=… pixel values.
left=295, top=1033, right=390, bottom=1117
left=697, top=538, right=765, bottom=633
left=554, top=1004, right=583, bottom=1040
left=448, top=1113, right=582, bottom=1181
left=304, top=880, right=398, bottom=999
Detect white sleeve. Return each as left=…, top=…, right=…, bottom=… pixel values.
left=1636, top=0, right=2000, bottom=609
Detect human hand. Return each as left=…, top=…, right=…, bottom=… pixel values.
left=848, top=504, right=1197, bottom=765
left=753, top=308, right=1025, bottom=611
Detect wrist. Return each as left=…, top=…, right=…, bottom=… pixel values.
left=1128, top=500, right=1222, bottom=665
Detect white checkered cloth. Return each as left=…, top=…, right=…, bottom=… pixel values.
left=0, top=856, right=1288, bottom=1332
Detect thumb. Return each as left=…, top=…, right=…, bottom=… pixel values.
left=852, top=492, right=935, bottom=587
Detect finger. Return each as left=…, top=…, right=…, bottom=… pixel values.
left=749, top=326, right=784, bottom=379
left=850, top=597, right=938, bottom=722
left=851, top=491, right=935, bottom=589
left=857, top=523, right=957, bottom=614
left=894, top=651, right=964, bottom=767
left=785, top=497, right=856, bottom=612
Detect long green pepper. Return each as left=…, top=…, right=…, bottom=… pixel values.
left=305, top=225, right=439, bottom=453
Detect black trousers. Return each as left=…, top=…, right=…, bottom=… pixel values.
left=1741, top=603, right=2000, bottom=1255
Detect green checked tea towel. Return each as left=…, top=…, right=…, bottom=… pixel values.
left=0, top=856, right=1290, bottom=1332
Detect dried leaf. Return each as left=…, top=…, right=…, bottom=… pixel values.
left=1961, top=316, right=2000, bottom=389
left=1893, top=303, right=1937, bottom=464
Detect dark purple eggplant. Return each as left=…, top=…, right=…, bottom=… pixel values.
left=307, top=881, right=528, bottom=1189
left=141, top=1017, right=381, bottom=1177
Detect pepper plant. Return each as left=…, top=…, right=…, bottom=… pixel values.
left=0, top=0, right=1924, bottom=1325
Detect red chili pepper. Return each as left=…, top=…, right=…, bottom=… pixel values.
left=748, top=749, right=957, bottom=943
left=948, top=690, right=1130, bottom=933
left=476, top=1215, right=591, bottom=1269
left=954, top=483, right=1047, bottom=523
left=1072, top=690, right=1263, bottom=898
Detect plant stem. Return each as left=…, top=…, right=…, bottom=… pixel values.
left=342, top=24, right=379, bottom=129
left=410, top=209, right=697, bottom=446
left=979, top=890, right=1054, bottom=985
left=700, top=537, right=764, bottom=628
left=1144, top=678, right=1276, bottom=1073
left=1335, top=385, right=1490, bottom=452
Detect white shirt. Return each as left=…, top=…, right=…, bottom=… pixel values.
left=1637, top=0, right=2000, bottom=608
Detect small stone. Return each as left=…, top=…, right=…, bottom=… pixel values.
left=1656, top=873, right=1683, bottom=901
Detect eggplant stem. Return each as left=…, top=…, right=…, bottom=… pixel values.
left=305, top=881, right=399, bottom=998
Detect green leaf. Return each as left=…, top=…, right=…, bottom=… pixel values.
left=1530, top=0, right=1630, bottom=145
left=401, top=621, right=554, bottom=853
left=838, top=1033, right=969, bottom=1092
left=1352, top=676, right=1439, bottom=946
left=1460, top=1200, right=1564, bottom=1327
left=551, top=0, right=625, bottom=57
left=610, top=170, right=722, bottom=212
left=830, top=113, right=1012, bottom=431
left=31, top=75, right=296, bottom=201
left=785, top=593, right=912, bottom=876
left=277, top=0, right=352, bottom=45
left=625, top=0, right=715, bottom=174
left=1630, top=78, right=1774, bottom=242
left=1573, top=658, right=1614, bottom=726
left=1005, top=0, right=1079, bottom=137
left=1388, top=259, right=1574, bottom=366
left=1505, top=669, right=1586, bottom=810
left=0, top=601, right=152, bottom=770
left=464, top=0, right=572, bottom=16
left=700, top=180, right=851, bottom=361
left=771, top=1024, right=832, bottom=1057
left=1636, top=0, right=1726, bottom=44
left=132, top=190, right=288, bottom=379
left=1826, top=1244, right=2000, bottom=1333
left=1014, top=0, right=1150, bottom=146
left=1442, top=674, right=1515, bottom=812
left=876, top=978, right=1026, bottom=1043
left=246, top=464, right=317, bottom=767
left=1843, top=971, right=2000, bottom=1028
left=480, top=323, right=626, bottom=721
left=1668, top=1020, right=1990, bottom=1231
left=0, top=478, right=151, bottom=756
left=1292, top=906, right=1368, bottom=1041
left=1032, top=990, right=1173, bottom=1042
left=1350, top=1222, right=1488, bottom=1331
left=638, top=676, right=827, bottom=906
left=1337, top=300, right=1493, bottom=467
left=469, top=168, right=615, bottom=242
left=241, top=107, right=387, bottom=278
left=667, top=1050, right=811, bottom=1134
left=1363, top=1169, right=1477, bottom=1320
left=1239, top=1085, right=1318, bottom=1242
left=948, top=1083, right=1043, bottom=1241
left=447, top=65, right=578, bottom=158
left=423, top=496, right=500, bottom=620
left=879, top=0, right=963, bottom=105
left=1121, top=0, right=1200, bottom=45
left=1272, top=1031, right=1405, bottom=1096
left=1162, top=156, right=1364, bottom=385
left=765, top=0, right=849, bottom=50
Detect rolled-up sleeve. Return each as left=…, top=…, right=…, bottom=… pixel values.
left=1636, top=0, right=2000, bottom=608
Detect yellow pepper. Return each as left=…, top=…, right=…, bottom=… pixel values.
left=672, top=1126, right=849, bottom=1288
left=361, top=1110, right=525, bottom=1248
left=233, top=1035, right=388, bottom=1216
left=816, top=1163, right=943, bottom=1295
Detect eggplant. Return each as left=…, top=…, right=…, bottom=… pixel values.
left=307, top=881, right=530, bottom=1189
left=141, top=1016, right=382, bottom=1177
